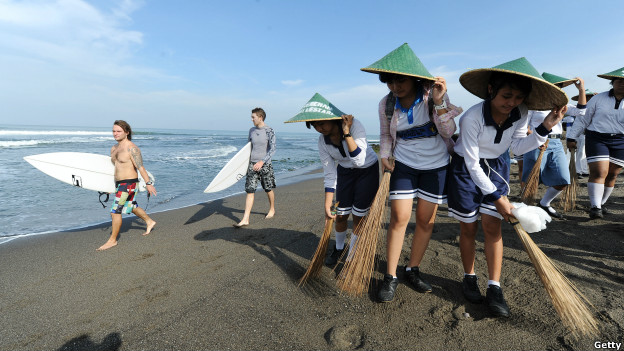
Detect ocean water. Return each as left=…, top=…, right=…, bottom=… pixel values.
left=0, top=124, right=333, bottom=244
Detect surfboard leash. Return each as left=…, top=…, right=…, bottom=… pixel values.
left=98, top=192, right=110, bottom=208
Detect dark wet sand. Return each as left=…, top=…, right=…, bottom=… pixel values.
left=1, top=165, right=622, bottom=350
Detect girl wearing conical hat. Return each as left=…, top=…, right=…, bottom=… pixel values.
left=449, top=57, right=567, bottom=317
left=361, top=43, right=463, bottom=302
left=285, top=94, right=380, bottom=264
left=518, top=73, right=588, bottom=219
left=566, top=67, right=624, bottom=219
left=566, top=89, right=598, bottom=178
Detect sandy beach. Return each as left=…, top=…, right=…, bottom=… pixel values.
left=1, top=165, right=622, bottom=351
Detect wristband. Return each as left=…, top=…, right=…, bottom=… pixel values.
left=343, top=133, right=352, bottom=139
left=146, top=181, right=154, bottom=186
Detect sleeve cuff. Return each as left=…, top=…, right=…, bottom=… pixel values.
left=566, top=138, right=576, bottom=143
left=349, top=147, right=362, bottom=158
left=535, top=124, right=551, bottom=137
left=576, top=103, right=586, bottom=109
left=325, top=187, right=335, bottom=193
left=483, top=191, right=501, bottom=202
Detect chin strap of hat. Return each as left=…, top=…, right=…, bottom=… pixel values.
left=98, top=192, right=110, bottom=208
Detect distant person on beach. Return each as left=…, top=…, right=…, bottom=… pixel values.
left=566, top=89, right=597, bottom=178
left=285, top=93, right=379, bottom=265
left=97, top=120, right=157, bottom=251
left=520, top=74, right=587, bottom=219
left=448, top=58, right=567, bottom=317
left=361, top=43, right=462, bottom=302
left=234, top=107, right=276, bottom=227
left=567, top=67, right=624, bottom=219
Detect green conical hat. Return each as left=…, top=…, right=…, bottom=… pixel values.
left=284, top=93, right=345, bottom=124
left=597, top=66, right=624, bottom=80
left=360, top=43, right=435, bottom=81
left=459, top=57, right=568, bottom=110
left=572, top=88, right=598, bottom=101
left=542, top=72, right=576, bottom=88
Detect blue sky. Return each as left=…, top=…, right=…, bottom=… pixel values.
left=1, top=0, right=623, bottom=134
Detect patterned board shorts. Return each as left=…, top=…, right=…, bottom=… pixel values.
left=245, top=161, right=276, bottom=193
left=110, top=180, right=138, bottom=215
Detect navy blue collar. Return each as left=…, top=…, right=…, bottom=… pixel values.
left=324, top=135, right=346, bottom=157
left=483, top=99, right=521, bottom=144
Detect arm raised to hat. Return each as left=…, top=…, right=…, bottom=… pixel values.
left=573, top=78, right=587, bottom=105
left=541, top=105, right=568, bottom=131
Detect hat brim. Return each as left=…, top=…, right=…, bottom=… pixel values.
left=597, top=74, right=624, bottom=80
left=360, top=67, right=436, bottom=82
left=571, top=93, right=597, bottom=101
left=283, top=115, right=342, bottom=124
left=459, top=68, right=568, bottom=110
left=555, top=78, right=577, bottom=88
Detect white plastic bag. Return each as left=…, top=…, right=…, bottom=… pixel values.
left=510, top=202, right=552, bottom=233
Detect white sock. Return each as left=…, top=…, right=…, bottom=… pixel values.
left=346, top=234, right=357, bottom=261
left=587, top=182, right=604, bottom=208
left=602, top=187, right=614, bottom=205
left=540, top=187, right=562, bottom=208
left=487, top=280, right=500, bottom=287
left=335, top=230, right=347, bottom=250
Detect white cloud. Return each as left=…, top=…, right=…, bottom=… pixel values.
left=281, top=79, right=304, bottom=87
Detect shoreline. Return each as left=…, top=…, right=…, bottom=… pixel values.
left=1, top=165, right=622, bottom=350
left=0, top=167, right=323, bottom=246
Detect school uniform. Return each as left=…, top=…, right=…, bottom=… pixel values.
left=448, top=101, right=549, bottom=223
left=318, top=119, right=379, bottom=216
left=567, top=90, right=624, bottom=167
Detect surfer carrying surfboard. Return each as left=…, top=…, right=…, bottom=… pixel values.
left=234, top=108, right=277, bottom=227
left=97, top=120, right=157, bottom=251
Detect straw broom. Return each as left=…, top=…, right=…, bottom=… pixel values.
left=559, top=148, right=578, bottom=212
left=298, top=202, right=339, bottom=286
left=509, top=219, right=599, bottom=338
left=521, top=139, right=549, bottom=205
left=336, top=170, right=391, bottom=296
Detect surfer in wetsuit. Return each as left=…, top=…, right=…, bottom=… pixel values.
left=97, top=120, right=157, bottom=251
left=234, top=107, right=276, bottom=227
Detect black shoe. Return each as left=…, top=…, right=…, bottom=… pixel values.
left=577, top=173, right=585, bottom=179
left=485, top=285, right=510, bottom=317
left=404, top=267, right=432, bottom=293
left=589, top=207, right=603, bottom=219
left=601, top=206, right=610, bottom=215
left=377, top=274, right=399, bottom=303
left=462, top=275, right=483, bottom=303
left=538, top=203, right=563, bottom=219
left=324, top=247, right=344, bottom=266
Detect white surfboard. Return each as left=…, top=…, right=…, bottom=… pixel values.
left=24, top=152, right=154, bottom=193
left=204, top=142, right=252, bottom=193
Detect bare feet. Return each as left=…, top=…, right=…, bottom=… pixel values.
left=233, top=221, right=249, bottom=228
left=143, top=220, right=156, bottom=236
left=265, top=211, right=275, bottom=219
left=96, top=241, right=118, bottom=251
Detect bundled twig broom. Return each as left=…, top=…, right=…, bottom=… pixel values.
left=559, top=148, right=578, bottom=212
left=510, top=219, right=599, bottom=338
left=298, top=202, right=339, bottom=286
left=521, top=139, right=549, bottom=204
left=336, top=170, right=391, bottom=296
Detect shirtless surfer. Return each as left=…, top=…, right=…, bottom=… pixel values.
left=97, top=120, right=157, bottom=251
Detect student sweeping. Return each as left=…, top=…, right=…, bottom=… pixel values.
left=284, top=93, right=379, bottom=265
left=567, top=67, right=624, bottom=219
left=448, top=57, right=567, bottom=317
left=361, top=43, right=462, bottom=302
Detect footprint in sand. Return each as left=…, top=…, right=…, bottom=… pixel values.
left=325, top=324, right=365, bottom=349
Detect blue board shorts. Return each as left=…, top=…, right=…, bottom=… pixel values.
left=110, top=179, right=138, bottom=215
left=335, top=161, right=379, bottom=217
left=389, top=161, right=447, bottom=204
left=585, top=130, right=624, bottom=167
left=521, top=138, right=570, bottom=186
